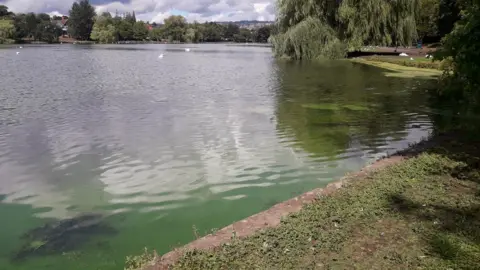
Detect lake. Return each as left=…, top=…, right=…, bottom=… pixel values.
left=0, top=44, right=435, bottom=269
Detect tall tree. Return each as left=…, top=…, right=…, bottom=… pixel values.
left=437, top=0, right=480, bottom=107
left=68, top=0, right=96, bottom=40
left=25, top=13, right=38, bottom=38
left=36, top=13, right=51, bottom=22
left=125, top=12, right=136, bottom=25
left=0, top=19, right=15, bottom=43
left=13, top=13, right=28, bottom=40
left=272, top=0, right=419, bottom=59
left=0, top=5, right=13, bottom=17
left=254, top=26, right=272, bottom=43
left=133, top=21, right=148, bottom=40
left=416, top=0, right=440, bottom=40
left=184, top=28, right=198, bottom=42
left=233, top=28, right=253, bottom=42
left=224, top=23, right=240, bottom=40
left=90, top=13, right=117, bottom=43
left=117, top=19, right=133, bottom=40
left=163, top=15, right=187, bottom=42
left=35, top=21, right=62, bottom=43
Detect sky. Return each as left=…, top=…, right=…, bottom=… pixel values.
left=0, top=0, right=276, bottom=23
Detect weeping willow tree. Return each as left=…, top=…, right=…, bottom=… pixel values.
left=272, top=0, right=419, bottom=59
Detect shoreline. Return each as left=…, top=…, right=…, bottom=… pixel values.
left=149, top=155, right=406, bottom=269
left=129, top=60, right=447, bottom=269
left=133, top=131, right=480, bottom=269
left=140, top=136, right=438, bottom=269
left=348, top=58, right=442, bottom=78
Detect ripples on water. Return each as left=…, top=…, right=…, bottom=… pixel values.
left=0, top=44, right=435, bottom=269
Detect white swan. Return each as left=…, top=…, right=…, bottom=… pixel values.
left=185, top=48, right=190, bottom=52
left=399, top=52, right=408, bottom=57
left=16, top=52, right=20, bottom=55
left=158, top=54, right=164, bottom=58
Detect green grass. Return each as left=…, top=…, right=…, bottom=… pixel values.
left=362, top=56, right=442, bottom=70
left=350, top=58, right=442, bottom=78
left=166, top=139, right=480, bottom=269
left=125, top=248, right=156, bottom=270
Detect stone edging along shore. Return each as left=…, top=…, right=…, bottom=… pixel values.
left=143, top=153, right=411, bottom=270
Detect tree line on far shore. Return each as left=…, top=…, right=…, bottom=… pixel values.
left=0, top=0, right=272, bottom=44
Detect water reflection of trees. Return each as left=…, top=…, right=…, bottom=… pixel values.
left=273, top=60, right=433, bottom=158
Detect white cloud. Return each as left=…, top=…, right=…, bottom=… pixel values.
left=0, top=0, right=276, bottom=22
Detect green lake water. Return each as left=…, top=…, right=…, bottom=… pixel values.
left=0, top=44, right=436, bottom=269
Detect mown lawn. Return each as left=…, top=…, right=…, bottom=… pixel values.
left=168, top=137, right=480, bottom=270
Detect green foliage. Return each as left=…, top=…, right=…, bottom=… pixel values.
left=183, top=28, right=197, bottom=43
left=273, top=0, right=419, bottom=59
left=5, top=10, right=62, bottom=43
left=149, top=27, right=164, bottom=41
left=271, top=17, right=345, bottom=60
left=0, top=19, right=15, bottom=44
left=117, top=19, right=134, bottom=41
left=224, top=23, right=240, bottom=40
left=0, top=5, right=10, bottom=17
left=253, top=26, right=271, bottom=43
left=417, top=0, right=440, bottom=39
left=436, top=0, right=480, bottom=108
left=34, top=21, right=62, bottom=43
left=90, top=14, right=118, bottom=43
left=133, top=21, right=148, bottom=41
left=201, top=22, right=225, bottom=42
left=124, top=248, right=155, bottom=270
left=124, top=12, right=136, bottom=25
left=233, top=28, right=253, bottom=43
left=68, top=0, right=96, bottom=40
left=163, top=15, right=187, bottom=42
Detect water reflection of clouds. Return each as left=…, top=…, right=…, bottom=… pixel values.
left=0, top=45, right=314, bottom=219
left=0, top=46, right=434, bottom=221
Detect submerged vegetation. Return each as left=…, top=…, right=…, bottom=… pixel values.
left=13, top=213, right=116, bottom=262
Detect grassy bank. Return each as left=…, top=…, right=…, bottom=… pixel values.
left=129, top=133, right=480, bottom=269
left=349, top=58, right=442, bottom=79
left=360, top=56, right=442, bottom=70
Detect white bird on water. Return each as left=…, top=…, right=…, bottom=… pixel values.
left=185, top=48, right=190, bottom=52
left=158, top=54, right=164, bottom=58
left=19, top=46, right=23, bottom=49
left=16, top=52, right=20, bottom=55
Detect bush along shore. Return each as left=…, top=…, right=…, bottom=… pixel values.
left=124, top=130, right=480, bottom=270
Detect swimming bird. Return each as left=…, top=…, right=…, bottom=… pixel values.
left=185, top=48, right=190, bottom=52
left=19, top=46, right=23, bottom=49
left=410, top=57, right=414, bottom=61
left=16, top=52, right=20, bottom=55
left=158, top=54, right=164, bottom=58
left=399, top=52, right=409, bottom=57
